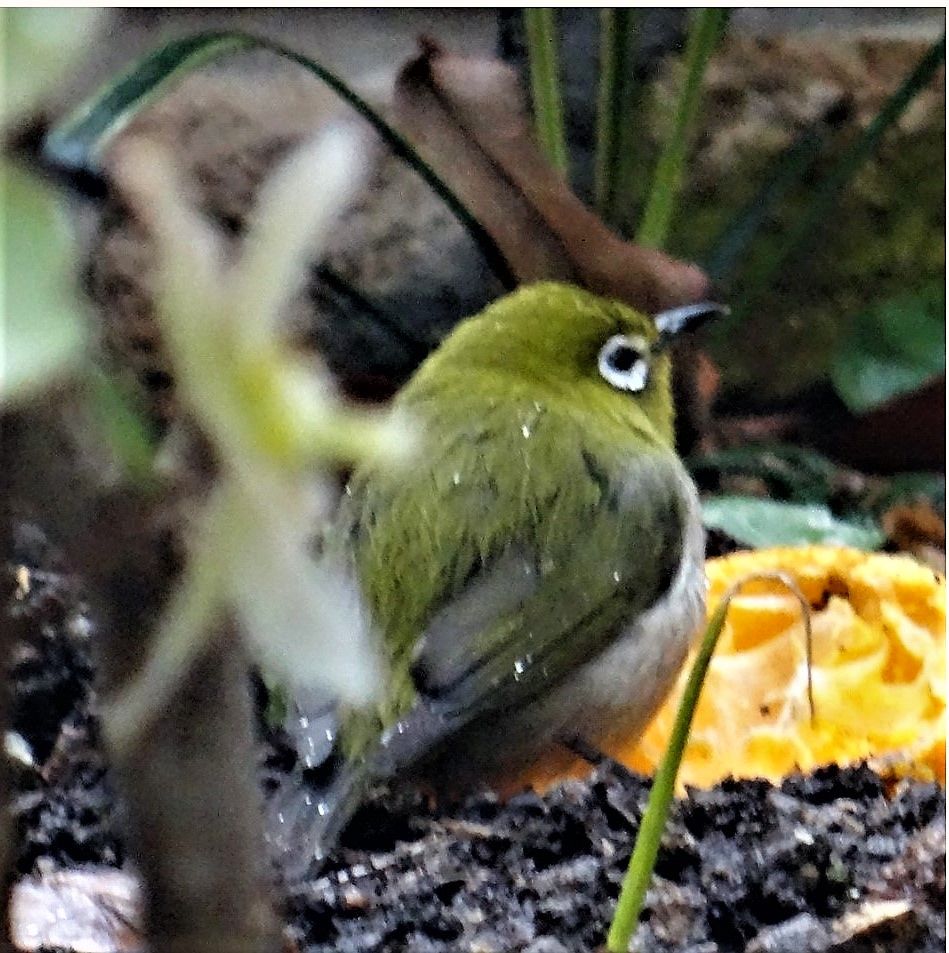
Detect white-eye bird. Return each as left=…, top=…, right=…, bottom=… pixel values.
left=268, top=281, right=725, bottom=874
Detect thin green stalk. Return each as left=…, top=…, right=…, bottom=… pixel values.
left=606, top=572, right=813, bottom=952
left=735, top=33, right=945, bottom=310
left=594, top=9, right=640, bottom=227
left=86, top=368, right=159, bottom=486
left=702, top=122, right=827, bottom=283
left=523, top=8, right=569, bottom=176
left=636, top=8, right=727, bottom=249
left=315, top=264, right=431, bottom=360
left=605, top=596, right=728, bottom=952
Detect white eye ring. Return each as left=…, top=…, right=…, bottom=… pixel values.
left=598, top=335, right=649, bottom=392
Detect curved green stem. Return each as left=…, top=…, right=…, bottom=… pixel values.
left=43, top=30, right=516, bottom=289
left=606, top=570, right=813, bottom=952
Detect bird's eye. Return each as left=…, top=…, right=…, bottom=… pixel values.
left=598, top=335, right=649, bottom=392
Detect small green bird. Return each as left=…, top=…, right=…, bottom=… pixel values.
left=268, top=281, right=725, bottom=872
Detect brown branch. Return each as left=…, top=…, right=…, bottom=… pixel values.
left=2, top=394, right=283, bottom=952
left=394, top=41, right=711, bottom=315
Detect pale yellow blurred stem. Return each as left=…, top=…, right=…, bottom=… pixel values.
left=232, top=123, right=371, bottom=347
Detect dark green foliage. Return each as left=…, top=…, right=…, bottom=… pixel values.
left=830, top=282, right=946, bottom=414
left=689, top=443, right=843, bottom=505
left=683, top=36, right=946, bottom=396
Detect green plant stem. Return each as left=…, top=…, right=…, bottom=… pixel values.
left=606, top=571, right=813, bottom=951
left=523, top=8, right=569, bottom=177
left=734, top=33, right=945, bottom=310
left=605, top=596, right=728, bottom=952
left=43, top=30, right=516, bottom=290
left=315, top=264, right=431, bottom=360
left=702, top=122, right=827, bottom=283
left=594, top=8, right=640, bottom=227
left=86, top=368, right=159, bottom=486
left=636, top=8, right=727, bottom=249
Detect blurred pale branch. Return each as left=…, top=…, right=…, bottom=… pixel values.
left=101, top=125, right=414, bottom=753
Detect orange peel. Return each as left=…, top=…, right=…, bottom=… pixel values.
left=617, top=546, right=946, bottom=790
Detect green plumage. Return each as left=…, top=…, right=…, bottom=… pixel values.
left=267, top=281, right=717, bottom=869
left=337, top=282, right=687, bottom=764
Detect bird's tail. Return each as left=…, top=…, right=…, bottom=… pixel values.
left=263, top=701, right=371, bottom=880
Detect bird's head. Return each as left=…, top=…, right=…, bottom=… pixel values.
left=412, top=282, right=727, bottom=447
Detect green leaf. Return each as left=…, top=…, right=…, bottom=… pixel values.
left=43, top=32, right=255, bottom=181
left=594, top=8, right=641, bottom=228
left=43, top=30, right=515, bottom=289
left=702, top=496, right=885, bottom=550
left=830, top=283, right=946, bottom=414
left=2, top=164, right=86, bottom=404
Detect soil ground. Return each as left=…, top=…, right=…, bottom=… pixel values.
left=6, top=522, right=945, bottom=952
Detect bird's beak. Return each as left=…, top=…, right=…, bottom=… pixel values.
left=653, top=302, right=730, bottom=352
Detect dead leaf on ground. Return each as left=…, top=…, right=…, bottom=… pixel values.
left=882, top=500, right=947, bottom=573
left=393, top=39, right=711, bottom=315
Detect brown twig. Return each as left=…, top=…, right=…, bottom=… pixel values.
left=2, top=395, right=284, bottom=952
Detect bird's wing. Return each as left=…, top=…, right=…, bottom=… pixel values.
left=348, top=415, right=691, bottom=774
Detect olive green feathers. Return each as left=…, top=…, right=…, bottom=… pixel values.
left=268, top=281, right=720, bottom=869
left=339, top=283, right=687, bottom=759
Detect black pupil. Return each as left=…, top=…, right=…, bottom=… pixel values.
left=609, top=345, right=639, bottom=373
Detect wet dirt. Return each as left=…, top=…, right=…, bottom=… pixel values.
left=6, top=523, right=946, bottom=952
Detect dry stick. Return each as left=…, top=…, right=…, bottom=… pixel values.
left=607, top=571, right=813, bottom=952
left=3, top=399, right=284, bottom=953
